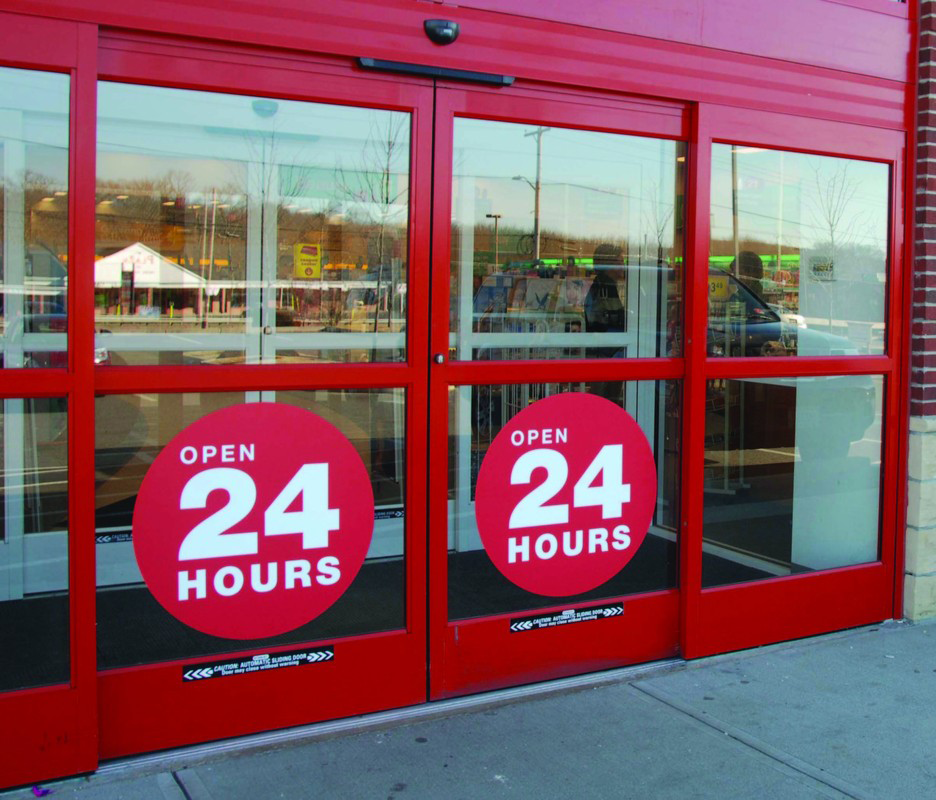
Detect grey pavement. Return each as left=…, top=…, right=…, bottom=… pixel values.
left=5, top=620, right=935, bottom=800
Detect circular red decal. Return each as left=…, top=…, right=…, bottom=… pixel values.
left=475, top=393, right=656, bottom=597
left=132, top=403, right=374, bottom=639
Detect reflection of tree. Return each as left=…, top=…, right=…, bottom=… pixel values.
left=808, top=162, right=862, bottom=266
left=641, top=180, right=674, bottom=265
left=96, top=170, right=194, bottom=257
left=807, top=163, right=864, bottom=333
left=335, top=114, right=409, bottom=337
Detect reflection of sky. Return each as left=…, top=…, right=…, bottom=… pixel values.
left=96, top=83, right=410, bottom=209
left=0, top=67, right=70, bottom=187
left=453, top=119, right=679, bottom=249
left=710, top=145, right=889, bottom=252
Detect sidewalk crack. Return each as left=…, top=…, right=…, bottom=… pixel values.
left=631, top=681, right=869, bottom=800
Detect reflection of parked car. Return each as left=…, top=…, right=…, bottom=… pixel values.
left=3, top=313, right=111, bottom=367
left=708, top=270, right=860, bottom=358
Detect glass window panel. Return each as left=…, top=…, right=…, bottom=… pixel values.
left=0, top=68, right=70, bottom=369
left=709, top=146, right=888, bottom=357
left=451, top=120, right=685, bottom=361
left=448, top=380, right=680, bottom=620
left=0, top=397, right=68, bottom=691
left=94, top=389, right=405, bottom=669
left=702, top=375, right=883, bottom=588
left=96, top=83, right=409, bottom=366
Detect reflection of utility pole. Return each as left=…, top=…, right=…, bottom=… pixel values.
left=486, top=213, right=501, bottom=267
left=731, top=146, right=740, bottom=276
left=514, top=126, right=550, bottom=262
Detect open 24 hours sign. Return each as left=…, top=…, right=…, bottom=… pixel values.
left=475, top=393, right=657, bottom=597
left=132, top=403, right=374, bottom=640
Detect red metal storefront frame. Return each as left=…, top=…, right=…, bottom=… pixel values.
left=0, top=0, right=914, bottom=787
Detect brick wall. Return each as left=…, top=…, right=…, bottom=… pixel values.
left=906, top=0, right=936, bottom=619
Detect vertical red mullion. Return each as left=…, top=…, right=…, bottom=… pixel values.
left=68, top=22, right=98, bottom=769
left=891, top=125, right=913, bottom=618
left=876, top=136, right=908, bottom=620
left=679, top=103, right=711, bottom=660
left=427, top=87, right=457, bottom=699
left=405, top=85, right=433, bottom=659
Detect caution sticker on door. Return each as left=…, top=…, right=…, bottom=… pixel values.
left=475, top=393, right=656, bottom=597
left=182, top=646, right=335, bottom=681
left=509, top=603, right=624, bottom=633
left=132, top=403, right=375, bottom=640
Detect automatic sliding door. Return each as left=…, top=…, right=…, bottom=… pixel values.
left=431, top=91, right=687, bottom=696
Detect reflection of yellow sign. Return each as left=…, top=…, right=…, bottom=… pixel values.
left=709, top=274, right=729, bottom=300
left=293, top=243, right=322, bottom=279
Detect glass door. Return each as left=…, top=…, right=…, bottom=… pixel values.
left=687, top=105, right=905, bottom=656
left=91, top=39, right=432, bottom=758
left=428, top=86, right=688, bottom=697
left=0, top=16, right=100, bottom=788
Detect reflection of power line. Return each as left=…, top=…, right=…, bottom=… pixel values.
left=709, top=201, right=885, bottom=246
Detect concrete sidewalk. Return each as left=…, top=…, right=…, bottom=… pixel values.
left=6, top=621, right=935, bottom=800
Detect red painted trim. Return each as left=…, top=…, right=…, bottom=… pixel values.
left=0, top=689, right=94, bottom=786
left=709, top=105, right=904, bottom=161
left=822, top=0, right=909, bottom=18
left=427, top=87, right=455, bottom=701
left=69, top=21, right=100, bottom=776
left=97, top=30, right=430, bottom=107
left=2, top=0, right=911, bottom=84
left=457, top=0, right=910, bottom=73
left=696, top=563, right=891, bottom=657
left=441, top=360, right=684, bottom=386
left=2, top=1, right=909, bottom=130
left=680, top=103, right=711, bottom=660
left=403, top=77, right=434, bottom=661
left=0, top=370, right=69, bottom=397
left=0, top=23, right=100, bottom=791
left=99, top=632, right=425, bottom=758
left=705, top=356, right=893, bottom=380
left=0, top=10, right=80, bottom=70
left=893, top=6, right=917, bottom=618
left=436, top=81, right=687, bottom=139
left=882, top=130, right=908, bottom=621
left=437, top=591, right=679, bottom=697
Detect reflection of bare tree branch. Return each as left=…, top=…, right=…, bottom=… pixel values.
left=335, top=114, right=409, bottom=340
left=810, top=163, right=862, bottom=259
left=641, top=180, right=674, bottom=265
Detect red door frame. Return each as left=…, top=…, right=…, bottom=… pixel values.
left=683, top=104, right=907, bottom=658
left=88, top=36, right=435, bottom=759
left=0, top=13, right=100, bottom=788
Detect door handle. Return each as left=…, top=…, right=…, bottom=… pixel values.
left=263, top=326, right=273, bottom=335
left=433, top=353, right=445, bottom=364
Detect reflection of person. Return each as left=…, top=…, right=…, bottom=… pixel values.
left=730, top=250, right=765, bottom=298
left=584, top=243, right=627, bottom=333
left=585, top=243, right=626, bottom=405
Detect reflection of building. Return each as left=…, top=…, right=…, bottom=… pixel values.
left=0, top=0, right=920, bottom=791
left=94, top=242, right=206, bottom=316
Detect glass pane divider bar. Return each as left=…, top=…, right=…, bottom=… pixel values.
left=91, top=363, right=421, bottom=394
left=0, top=371, right=70, bottom=397
left=703, top=355, right=892, bottom=379
left=439, top=358, right=684, bottom=385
